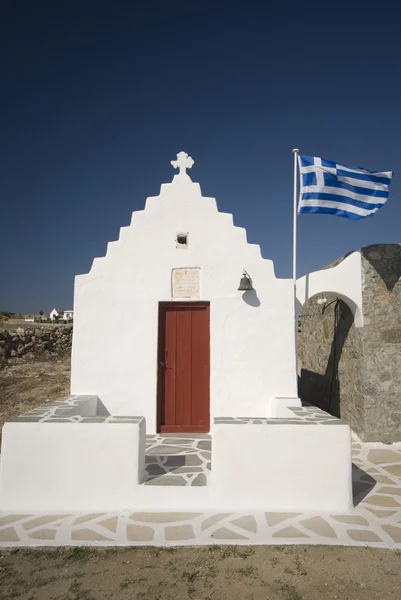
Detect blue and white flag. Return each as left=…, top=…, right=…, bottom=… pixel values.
left=298, top=156, right=393, bottom=220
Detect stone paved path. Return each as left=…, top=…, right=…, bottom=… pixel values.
left=1, top=435, right=401, bottom=548
left=145, top=434, right=211, bottom=486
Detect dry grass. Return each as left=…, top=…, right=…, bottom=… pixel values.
left=0, top=355, right=71, bottom=442
left=0, top=319, right=69, bottom=332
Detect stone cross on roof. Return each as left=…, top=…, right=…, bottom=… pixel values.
left=171, top=151, right=194, bottom=183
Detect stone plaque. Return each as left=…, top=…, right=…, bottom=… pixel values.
left=172, top=268, right=201, bottom=299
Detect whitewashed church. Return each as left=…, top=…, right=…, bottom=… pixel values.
left=71, top=151, right=299, bottom=432
left=0, top=153, right=352, bottom=515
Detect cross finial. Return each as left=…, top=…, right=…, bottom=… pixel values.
left=171, top=151, right=194, bottom=182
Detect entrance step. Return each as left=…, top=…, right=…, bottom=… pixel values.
left=144, top=434, right=211, bottom=487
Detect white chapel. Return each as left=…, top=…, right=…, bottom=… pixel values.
left=70, top=151, right=299, bottom=432
left=0, top=152, right=352, bottom=515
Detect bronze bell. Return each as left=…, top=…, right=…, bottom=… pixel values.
left=238, top=271, right=253, bottom=291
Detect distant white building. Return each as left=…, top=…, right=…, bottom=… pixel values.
left=50, top=308, right=74, bottom=322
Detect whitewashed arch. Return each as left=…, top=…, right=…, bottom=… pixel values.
left=296, top=251, right=363, bottom=327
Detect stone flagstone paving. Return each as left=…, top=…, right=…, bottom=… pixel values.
left=145, top=434, right=211, bottom=486
left=1, top=435, right=401, bottom=548
left=143, top=405, right=346, bottom=487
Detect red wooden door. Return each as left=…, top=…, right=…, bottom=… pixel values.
left=157, top=302, right=210, bottom=433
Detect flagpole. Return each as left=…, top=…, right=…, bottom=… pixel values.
left=292, top=148, right=300, bottom=390
left=292, top=148, right=299, bottom=296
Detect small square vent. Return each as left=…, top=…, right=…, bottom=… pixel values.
left=176, top=233, right=188, bottom=249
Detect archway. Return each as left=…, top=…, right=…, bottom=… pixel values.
left=298, top=292, right=364, bottom=436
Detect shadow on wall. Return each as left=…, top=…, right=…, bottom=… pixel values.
left=362, top=244, right=401, bottom=292
left=242, top=290, right=261, bottom=307
left=298, top=297, right=354, bottom=418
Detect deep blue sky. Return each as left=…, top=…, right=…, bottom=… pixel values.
left=1, top=1, right=400, bottom=314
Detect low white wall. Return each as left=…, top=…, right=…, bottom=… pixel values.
left=65, top=396, right=109, bottom=417
left=0, top=415, right=352, bottom=513
left=0, top=420, right=146, bottom=511
left=212, top=422, right=353, bottom=512
left=296, top=251, right=363, bottom=327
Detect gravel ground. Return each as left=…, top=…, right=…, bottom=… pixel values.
left=0, top=545, right=400, bottom=600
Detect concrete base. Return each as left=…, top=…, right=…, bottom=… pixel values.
left=213, top=416, right=353, bottom=512
left=2, top=437, right=401, bottom=549
left=0, top=396, right=146, bottom=512
left=0, top=397, right=352, bottom=515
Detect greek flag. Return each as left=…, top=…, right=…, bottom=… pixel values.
left=298, top=156, right=393, bottom=220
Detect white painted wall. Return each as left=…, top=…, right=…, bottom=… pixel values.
left=0, top=420, right=146, bottom=511
left=296, top=251, right=363, bottom=327
left=71, top=175, right=299, bottom=431
left=212, top=422, right=353, bottom=512
left=0, top=417, right=352, bottom=512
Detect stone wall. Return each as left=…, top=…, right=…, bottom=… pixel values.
left=359, top=245, right=401, bottom=442
left=0, top=326, right=72, bottom=367
left=298, top=244, right=401, bottom=443
left=298, top=294, right=365, bottom=437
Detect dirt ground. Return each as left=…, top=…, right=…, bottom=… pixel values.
left=0, top=545, right=400, bottom=600
left=1, top=357, right=401, bottom=599
left=0, top=355, right=71, bottom=442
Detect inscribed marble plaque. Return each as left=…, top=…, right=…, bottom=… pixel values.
left=172, top=268, right=201, bottom=299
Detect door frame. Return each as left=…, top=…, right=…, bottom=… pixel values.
left=156, top=301, right=210, bottom=433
